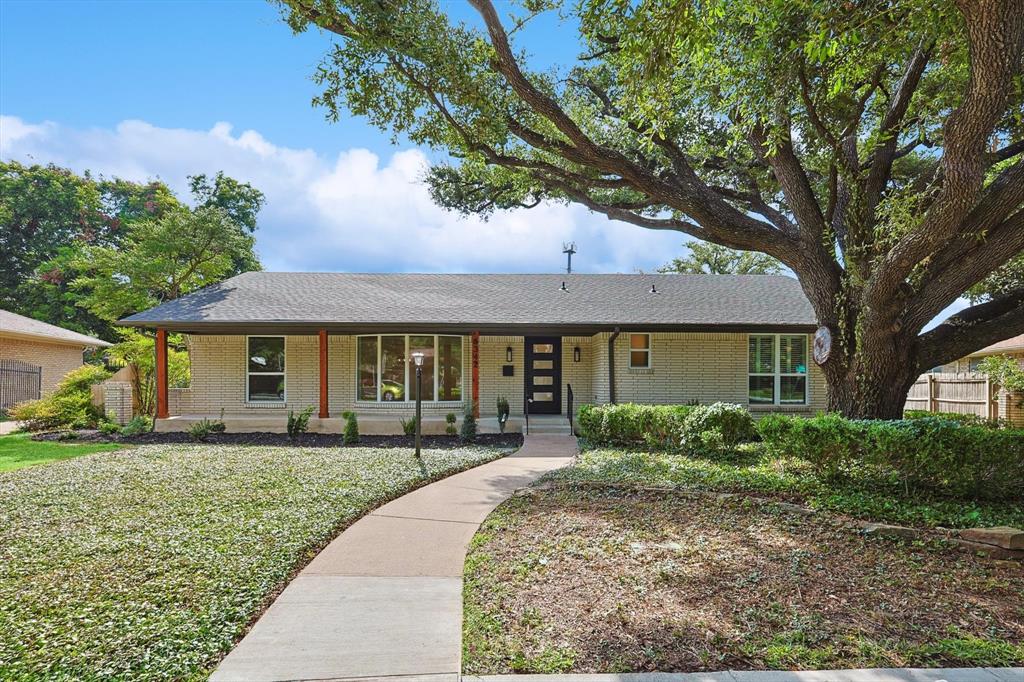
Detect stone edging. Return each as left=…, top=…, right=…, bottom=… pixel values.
left=518, top=480, right=1024, bottom=561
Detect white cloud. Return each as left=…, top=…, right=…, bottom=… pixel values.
left=0, top=115, right=686, bottom=274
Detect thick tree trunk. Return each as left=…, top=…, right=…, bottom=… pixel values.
left=819, top=325, right=919, bottom=419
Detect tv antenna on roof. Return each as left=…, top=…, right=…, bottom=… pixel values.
left=562, top=242, right=577, bottom=274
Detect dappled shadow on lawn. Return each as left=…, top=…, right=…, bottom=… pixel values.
left=463, top=486, right=1024, bottom=673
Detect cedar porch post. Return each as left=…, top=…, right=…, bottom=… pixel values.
left=155, top=328, right=169, bottom=419
left=472, top=331, right=480, bottom=418
left=318, top=329, right=329, bottom=418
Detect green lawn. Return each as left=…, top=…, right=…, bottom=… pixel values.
left=546, top=447, right=1024, bottom=529
left=0, top=432, right=124, bottom=472
left=0, top=442, right=511, bottom=680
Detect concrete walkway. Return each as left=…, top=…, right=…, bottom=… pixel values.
left=465, top=671, right=1023, bottom=682
left=211, top=434, right=577, bottom=682
left=0, top=421, right=23, bottom=435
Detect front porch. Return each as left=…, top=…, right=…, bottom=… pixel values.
left=155, top=412, right=536, bottom=435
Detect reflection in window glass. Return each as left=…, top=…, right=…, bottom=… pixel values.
left=358, top=336, right=378, bottom=401
left=533, top=360, right=553, bottom=370
left=438, top=336, right=462, bottom=401
left=533, top=392, right=553, bottom=402
left=629, top=334, right=650, bottom=368
left=380, top=336, right=406, bottom=401
left=409, top=335, right=435, bottom=401
left=532, top=344, right=554, bottom=353
left=748, top=376, right=774, bottom=404
left=781, top=376, right=806, bottom=403
left=533, top=376, right=553, bottom=385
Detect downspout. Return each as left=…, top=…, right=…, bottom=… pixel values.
left=608, top=327, right=620, bottom=404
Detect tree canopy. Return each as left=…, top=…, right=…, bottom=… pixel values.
left=659, top=242, right=783, bottom=275
left=0, top=162, right=264, bottom=338
left=277, top=0, right=1024, bottom=417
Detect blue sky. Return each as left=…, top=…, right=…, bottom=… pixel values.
left=2, top=0, right=689, bottom=275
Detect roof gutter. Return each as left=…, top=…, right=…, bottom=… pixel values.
left=608, top=327, right=620, bottom=404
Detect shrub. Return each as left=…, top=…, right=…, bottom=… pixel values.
left=120, top=415, right=153, bottom=436
left=758, top=413, right=1024, bottom=500
left=496, top=396, right=510, bottom=433
left=903, top=410, right=1003, bottom=429
left=342, top=411, right=360, bottom=445
left=460, top=403, right=478, bottom=443
left=400, top=415, right=419, bottom=436
left=98, top=421, right=122, bottom=436
left=188, top=419, right=218, bottom=442
left=10, top=364, right=111, bottom=431
left=287, top=405, right=314, bottom=439
left=576, top=403, right=695, bottom=449
left=445, top=412, right=457, bottom=437
left=679, top=402, right=756, bottom=453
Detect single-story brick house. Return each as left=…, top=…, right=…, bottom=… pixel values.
left=119, top=272, right=826, bottom=434
left=937, top=333, right=1024, bottom=373
left=1, top=309, right=112, bottom=410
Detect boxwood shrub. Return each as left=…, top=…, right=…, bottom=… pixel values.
left=577, top=402, right=756, bottom=453
left=757, top=413, right=1024, bottom=500
left=577, top=403, right=695, bottom=449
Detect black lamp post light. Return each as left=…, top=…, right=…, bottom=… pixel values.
left=411, top=351, right=424, bottom=460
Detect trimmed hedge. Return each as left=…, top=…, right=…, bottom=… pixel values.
left=758, top=413, right=1024, bottom=500
left=577, top=402, right=755, bottom=453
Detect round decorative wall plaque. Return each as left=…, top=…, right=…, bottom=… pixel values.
left=813, top=326, right=832, bottom=365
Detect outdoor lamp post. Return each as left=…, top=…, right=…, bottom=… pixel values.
left=411, top=351, right=424, bottom=459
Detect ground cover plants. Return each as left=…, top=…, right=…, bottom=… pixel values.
left=463, top=487, right=1024, bottom=673
left=0, top=442, right=513, bottom=680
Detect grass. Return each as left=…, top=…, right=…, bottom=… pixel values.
left=0, top=442, right=511, bottom=680
left=0, top=432, right=123, bottom=472
left=463, top=486, right=1024, bottom=674
left=545, top=447, right=1024, bottom=529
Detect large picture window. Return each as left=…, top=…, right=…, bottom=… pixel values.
left=247, top=336, right=285, bottom=402
left=748, top=334, right=808, bottom=405
left=357, top=335, right=462, bottom=402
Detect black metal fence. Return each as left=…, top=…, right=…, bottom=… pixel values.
left=0, top=359, right=42, bottom=413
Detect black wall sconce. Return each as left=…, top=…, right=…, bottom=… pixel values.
left=573, top=346, right=581, bottom=362
left=506, top=346, right=513, bottom=362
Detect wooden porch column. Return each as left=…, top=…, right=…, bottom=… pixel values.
left=318, top=329, right=329, bottom=418
left=472, top=331, right=480, bottom=418
left=155, top=328, right=169, bottom=419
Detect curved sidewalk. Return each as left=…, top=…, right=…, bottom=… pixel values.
left=211, top=434, right=577, bottom=682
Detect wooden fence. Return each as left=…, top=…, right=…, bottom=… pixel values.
left=904, top=372, right=998, bottom=420
left=0, top=359, right=42, bottom=412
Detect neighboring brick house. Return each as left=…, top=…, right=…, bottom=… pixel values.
left=937, top=334, right=1024, bottom=373
left=0, top=309, right=112, bottom=409
left=120, top=272, right=829, bottom=434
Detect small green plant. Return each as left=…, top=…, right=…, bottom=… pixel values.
left=400, top=415, right=419, bottom=436
left=120, top=415, right=153, bottom=437
left=445, top=412, right=458, bottom=436
left=187, top=419, right=218, bottom=442
left=342, top=410, right=360, bottom=445
left=460, top=403, right=478, bottom=443
left=98, top=421, right=122, bottom=436
left=287, top=405, right=315, bottom=439
left=496, top=396, right=510, bottom=433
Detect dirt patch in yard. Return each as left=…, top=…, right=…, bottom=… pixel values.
left=463, top=486, right=1024, bottom=673
left=33, top=430, right=523, bottom=450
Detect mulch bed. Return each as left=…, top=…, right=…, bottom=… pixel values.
left=32, top=430, right=524, bottom=450
left=463, top=486, right=1024, bottom=673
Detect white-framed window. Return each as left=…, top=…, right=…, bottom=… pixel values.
left=357, top=334, right=463, bottom=402
left=748, top=334, right=808, bottom=405
left=629, top=333, right=651, bottom=369
left=247, top=336, right=286, bottom=402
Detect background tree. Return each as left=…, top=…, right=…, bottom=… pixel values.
left=277, top=0, right=1024, bottom=418
left=659, top=242, right=782, bottom=275
left=73, top=206, right=259, bottom=322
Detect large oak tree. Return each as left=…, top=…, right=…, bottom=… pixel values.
left=277, top=0, right=1024, bottom=418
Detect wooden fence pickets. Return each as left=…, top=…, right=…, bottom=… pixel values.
left=904, top=372, right=998, bottom=420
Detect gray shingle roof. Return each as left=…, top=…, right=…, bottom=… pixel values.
left=119, top=272, right=816, bottom=333
left=1, top=309, right=112, bottom=347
